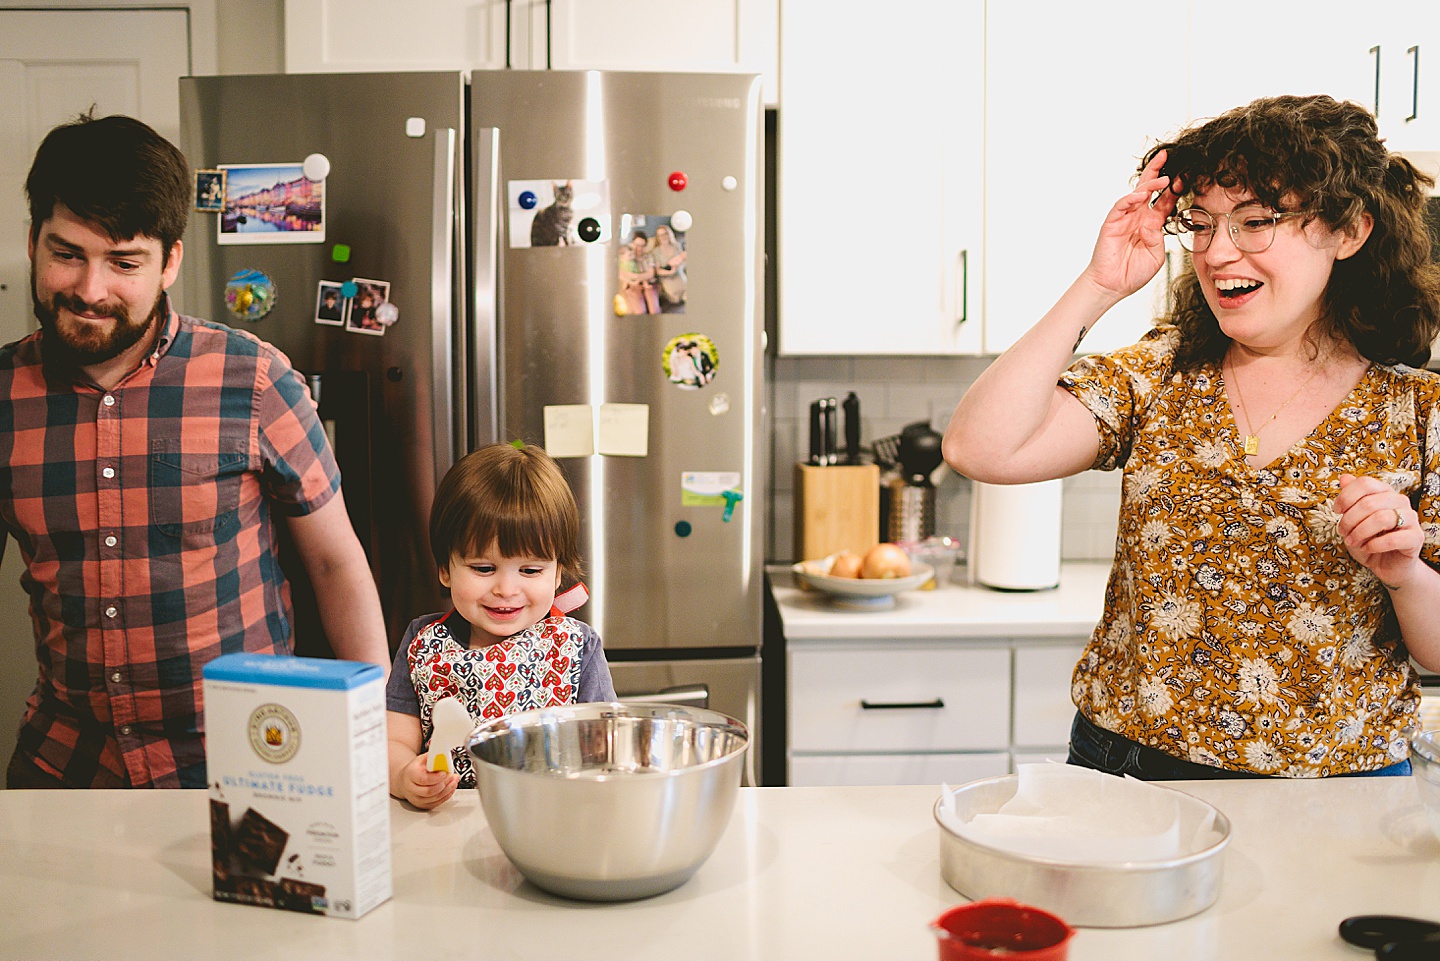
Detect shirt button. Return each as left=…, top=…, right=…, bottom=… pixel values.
left=110, top=671, right=122, bottom=683
left=118, top=725, right=132, bottom=736
left=103, top=395, right=116, bottom=407
left=102, top=467, right=115, bottom=479
left=105, top=535, right=117, bottom=547
left=105, top=605, right=118, bottom=618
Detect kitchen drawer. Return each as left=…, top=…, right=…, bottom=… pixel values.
left=789, top=647, right=1010, bottom=752
left=788, top=752, right=1010, bottom=787
left=1012, top=644, right=1085, bottom=748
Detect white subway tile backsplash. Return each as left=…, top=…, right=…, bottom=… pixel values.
left=768, top=355, right=1121, bottom=565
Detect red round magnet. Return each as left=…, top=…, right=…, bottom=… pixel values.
left=667, top=171, right=688, bottom=191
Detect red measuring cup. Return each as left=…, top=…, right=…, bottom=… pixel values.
left=932, top=898, right=1075, bottom=960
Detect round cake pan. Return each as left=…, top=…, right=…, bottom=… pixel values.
left=935, top=774, right=1230, bottom=928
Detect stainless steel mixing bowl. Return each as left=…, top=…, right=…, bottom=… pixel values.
left=467, top=702, right=749, bottom=901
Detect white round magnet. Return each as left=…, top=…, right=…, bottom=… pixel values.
left=670, top=209, right=693, bottom=232
left=722, top=176, right=738, bottom=191
left=302, top=153, right=331, bottom=182
left=375, top=302, right=399, bottom=326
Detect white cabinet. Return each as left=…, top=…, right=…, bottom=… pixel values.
left=775, top=0, right=983, bottom=355
left=548, top=0, right=779, bottom=105
left=283, top=0, right=780, bottom=104
left=284, top=0, right=509, bottom=72
left=787, top=637, right=1087, bottom=786
left=982, top=1, right=1187, bottom=357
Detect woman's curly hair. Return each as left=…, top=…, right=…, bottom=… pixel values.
left=1143, top=94, right=1440, bottom=370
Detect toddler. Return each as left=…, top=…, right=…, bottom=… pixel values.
left=385, top=442, right=616, bottom=809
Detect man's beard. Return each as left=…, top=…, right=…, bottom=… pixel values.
left=32, top=269, right=164, bottom=373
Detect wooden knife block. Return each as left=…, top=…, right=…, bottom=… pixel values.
left=793, top=463, right=880, bottom=562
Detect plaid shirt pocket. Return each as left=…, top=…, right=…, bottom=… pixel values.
left=148, top=440, right=249, bottom=538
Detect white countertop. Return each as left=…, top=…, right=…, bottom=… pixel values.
left=3, top=779, right=1436, bottom=960
left=769, top=561, right=1111, bottom=639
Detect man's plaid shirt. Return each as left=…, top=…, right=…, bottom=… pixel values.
left=0, top=303, right=340, bottom=787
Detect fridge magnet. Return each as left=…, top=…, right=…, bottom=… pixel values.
left=224, top=268, right=277, bottom=322
left=218, top=162, right=325, bottom=245
left=507, top=178, right=610, bottom=248
left=344, top=278, right=390, bottom=336
left=680, top=471, right=742, bottom=507
left=661, top=333, right=719, bottom=390
left=617, top=214, right=687, bottom=315
left=315, top=281, right=345, bottom=326
left=194, top=169, right=226, bottom=212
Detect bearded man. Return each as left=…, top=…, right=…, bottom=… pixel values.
left=2, top=113, right=388, bottom=789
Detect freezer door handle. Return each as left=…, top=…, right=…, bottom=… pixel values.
left=431, top=127, right=458, bottom=483
left=470, top=127, right=501, bottom=448
left=617, top=684, right=710, bottom=710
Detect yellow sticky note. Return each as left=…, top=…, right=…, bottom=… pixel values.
left=543, top=404, right=595, bottom=458
left=597, top=403, right=649, bottom=457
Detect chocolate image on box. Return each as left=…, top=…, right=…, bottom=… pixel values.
left=232, top=807, right=289, bottom=876
left=209, top=799, right=232, bottom=881
left=277, top=877, right=328, bottom=914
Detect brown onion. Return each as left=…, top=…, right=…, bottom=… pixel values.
left=829, top=550, right=863, bottom=578
left=861, top=543, right=912, bottom=579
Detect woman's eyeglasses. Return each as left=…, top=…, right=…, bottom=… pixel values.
left=1164, top=204, right=1305, bottom=253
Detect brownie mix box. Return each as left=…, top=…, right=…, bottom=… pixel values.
left=203, top=653, right=392, bottom=919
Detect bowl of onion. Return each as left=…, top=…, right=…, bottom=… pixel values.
left=792, top=542, right=933, bottom=609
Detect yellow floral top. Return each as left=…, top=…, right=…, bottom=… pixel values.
left=1059, top=326, right=1440, bottom=776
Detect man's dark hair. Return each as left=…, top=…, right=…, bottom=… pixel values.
left=26, top=111, right=191, bottom=262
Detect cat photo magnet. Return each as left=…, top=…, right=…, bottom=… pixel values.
left=507, top=178, right=610, bottom=248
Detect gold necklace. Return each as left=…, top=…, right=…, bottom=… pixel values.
left=1225, top=355, right=1320, bottom=457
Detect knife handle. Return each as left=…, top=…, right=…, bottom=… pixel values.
left=843, top=392, right=860, bottom=465
left=823, top=398, right=838, bottom=465
left=809, top=401, right=823, bottom=465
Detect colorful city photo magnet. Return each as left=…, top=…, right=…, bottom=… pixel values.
left=224, top=268, right=277, bottom=322
left=217, top=162, right=325, bottom=245
left=661, top=333, right=718, bottom=390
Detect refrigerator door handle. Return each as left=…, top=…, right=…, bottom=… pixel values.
left=431, top=127, right=458, bottom=484
left=470, top=126, right=502, bottom=449
left=616, top=684, right=711, bottom=710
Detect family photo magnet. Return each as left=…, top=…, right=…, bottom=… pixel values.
left=615, top=213, right=687, bottom=316
left=315, top=281, right=345, bottom=326
left=662, top=333, right=719, bottom=390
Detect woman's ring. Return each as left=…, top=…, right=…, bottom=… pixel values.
left=1394, top=508, right=1406, bottom=530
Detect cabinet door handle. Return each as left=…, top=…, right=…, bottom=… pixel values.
left=860, top=697, right=946, bottom=710
left=955, top=248, right=969, bottom=326
left=1371, top=44, right=1382, bottom=117
left=1407, top=45, right=1419, bottom=122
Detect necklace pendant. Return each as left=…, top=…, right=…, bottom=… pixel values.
left=1243, top=435, right=1260, bottom=456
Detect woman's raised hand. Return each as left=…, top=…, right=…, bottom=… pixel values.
left=1083, top=149, right=1178, bottom=301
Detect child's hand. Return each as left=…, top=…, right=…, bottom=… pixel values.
left=398, top=754, right=460, bottom=810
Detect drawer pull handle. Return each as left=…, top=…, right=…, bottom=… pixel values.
left=859, top=698, right=945, bottom=710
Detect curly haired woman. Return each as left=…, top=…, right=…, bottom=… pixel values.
left=945, top=94, right=1440, bottom=779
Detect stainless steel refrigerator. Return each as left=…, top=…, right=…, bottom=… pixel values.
left=179, top=71, right=766, bottom=783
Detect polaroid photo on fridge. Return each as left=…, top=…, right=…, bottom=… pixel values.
left=343, top=279, right=390, bottom=336
left=315, top=281, right=345, bottom=326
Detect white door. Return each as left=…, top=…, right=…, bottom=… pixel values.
left=0, top=8, right=190, bottom=783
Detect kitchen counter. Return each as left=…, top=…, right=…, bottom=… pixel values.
left=3, top=779, right=1436, bottom=960
left=769, top=561, right=1111, bottom=639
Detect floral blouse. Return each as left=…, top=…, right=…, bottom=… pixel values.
left=1059, top=325, right=1440, bottom=776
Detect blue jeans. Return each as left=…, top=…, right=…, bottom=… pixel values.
left=1066, top=711, right=1412, bottom=780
